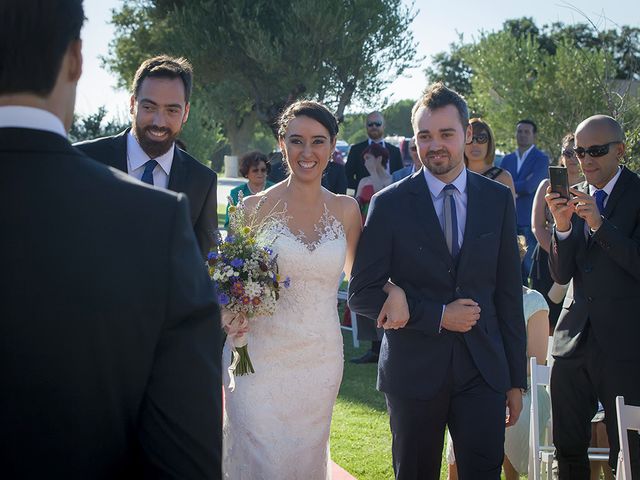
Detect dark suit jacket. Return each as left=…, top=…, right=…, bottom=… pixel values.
left=549, top=166, right=640, bottom=360
left=501, top=146, right=549, bottom=227
left=75, top=129, right=218, bottom=257
left=348, top=169, right=526, bottom=399
left=321, top=160, right=347, bottom=194
left=0, top=127, right=222, bottom=479
left=345, top=140, right=404, bottom=190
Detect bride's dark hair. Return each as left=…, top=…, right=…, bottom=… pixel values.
left=277, top=101, right=339, bottom=140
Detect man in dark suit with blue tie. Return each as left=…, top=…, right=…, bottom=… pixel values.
left=546, top=115, right=640, bottom=479
left=0, top=1, right=222, bottom=478
left=349, top=82, right=526, bottom=479
left=501, top=119, right=549, bottom=283
left=75, top=56, right=218, bottom=258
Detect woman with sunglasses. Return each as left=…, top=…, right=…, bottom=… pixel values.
left=224, top=150, right=275, bottom=227
left=464, top=118, right=516, bottom=199
left=531, top=133, right=583, bottom=332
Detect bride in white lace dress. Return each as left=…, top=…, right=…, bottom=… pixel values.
left=222, top=101, right=363, bottom=479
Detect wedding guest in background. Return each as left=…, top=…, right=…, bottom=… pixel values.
left=350, top=142, right=393, bottom=365
left=322, top=148, right=348, bottom=194
left=267, top=150, right=288, bottom=183
left=546, top=115, right=640, bottom=478
left=531, top=133, right=582, bottom=332
left=75, top=55, right=218, bottom=258
left=0, top=1, right=222, bottom=478
left=225, top=150, right=274, bottom=227
left=464, top=117, right=515, bottom=198
left=345, top=111, right=403, bottom=190
left=502, top=119, right=550, bottom=284
left=447, top=235, right=550, bottom=480
left=392, top=136, right=422, bottom=183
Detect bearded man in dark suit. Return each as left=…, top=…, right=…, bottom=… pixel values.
left=75, top=55, right=217, bottom=258
left=345, top=111, right=404, bottom=191
left=0, top=1, right=222, bottom=478
left=546, top=115, right=640, bottom=479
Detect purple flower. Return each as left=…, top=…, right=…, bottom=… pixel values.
left=263, top=246, right=273, bottom=256
left=230, top=258, right=244, bottom=268
left=207, top=251, right=219, bottom=261
left=218, top=293, right=230, bottom=305
left=225, top=235, right=236, bottom=244
left=284, top=276, right=291, bottom=288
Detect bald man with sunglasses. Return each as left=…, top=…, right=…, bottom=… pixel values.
left=545, top=115, right=640, bottom=479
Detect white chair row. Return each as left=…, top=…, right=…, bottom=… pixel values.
left=529, top=356, right=640, bottom=479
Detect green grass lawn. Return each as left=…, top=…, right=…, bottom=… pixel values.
left=330, top=328, right=453, bottom=480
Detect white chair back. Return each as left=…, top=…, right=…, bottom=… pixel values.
left=529, top=357, right=553, bottom=480
left=615, top=396, right=640, bottom=480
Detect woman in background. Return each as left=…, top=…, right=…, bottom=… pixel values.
left=224, top=150, right=274, bottom=227
left=355, top=142, right=392, bottom=220
left=464, top=117, right=515, bottom=199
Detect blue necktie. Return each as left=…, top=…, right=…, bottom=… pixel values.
left=594, top=189, right=607, bottom=215
left=443, top=184, right=459, bottom=257
left=141, top=159, right=158, bottom=185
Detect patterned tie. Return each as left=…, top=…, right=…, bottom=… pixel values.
left=141, top=159, right=158, bottom=185
left=443, top=184, right=459, bottom=257
left=594, top=189, right=607, bottom=215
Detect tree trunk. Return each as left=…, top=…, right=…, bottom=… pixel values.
left=225, top=110, right=258, bottom=156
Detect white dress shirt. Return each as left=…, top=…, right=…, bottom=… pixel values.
left=0, top=106, right=66, bottom=137
left=516, top=144, right=535, bottom=174
left=126, top=131, right=174, bottom=189
left=423, top=165, right=468, bottom=252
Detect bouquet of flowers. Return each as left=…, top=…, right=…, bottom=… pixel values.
left=208, top=194, right=289, bottom=388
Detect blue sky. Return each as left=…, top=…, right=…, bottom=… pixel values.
left=76, top=0, right=640, bottom=120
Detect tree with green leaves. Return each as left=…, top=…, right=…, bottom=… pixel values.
left=105, top=0, right=418, bottom=159
left=68, top=106, right=128, bottom=143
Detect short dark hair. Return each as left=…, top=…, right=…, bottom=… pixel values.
left=517, top=119, right=538, bottom=133
left=131, top=55, right=193, bottom=104
left=0, top=0, right=85, bottom=96
left=362, top=142, right=390, bottom=169
left=277, top=100, right=339, bottom=140
left=412, top=82, right=469, bottom=131
left=239, top=151, right=270, bottom=178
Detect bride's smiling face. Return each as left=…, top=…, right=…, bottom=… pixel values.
left=280, top=115, right=335, bottom=181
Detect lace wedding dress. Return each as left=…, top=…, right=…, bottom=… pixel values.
left=223, top=207, right=346, bottom=480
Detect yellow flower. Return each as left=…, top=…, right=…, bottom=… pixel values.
left=228, top=205, right=237, bottom=214
left=248, top=238, right=256, bottom=245
left=242, top=226, right=251, bottom=235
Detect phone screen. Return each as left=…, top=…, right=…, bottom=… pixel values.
left=549, top=166, right=569, bottom=199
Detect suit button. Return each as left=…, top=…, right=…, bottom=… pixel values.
left=587, top=296, right=593, bottom=302
left=455, top=286, right=462, bottom=295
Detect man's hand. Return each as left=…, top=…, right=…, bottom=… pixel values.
left=569, top=187, right=603, bottom=231
left=544, top=186, right=574, bottom=232
left=441, top=298, right=480, bottom=333
left=505, top=388, right=524, bottom=427
left=377, top=284, right=410, bottom=330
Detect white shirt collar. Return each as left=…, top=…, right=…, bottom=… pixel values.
left=0, top=106, right=66, bottom=138
left=368, top=137, right=385, bottom=147
left=588, top=166, right=622, bottom=197
left=422, top=164, right=468, bottom=197
left=126, top=130, right=174, bottom=175
left=516, top=144, right=535, bottom=161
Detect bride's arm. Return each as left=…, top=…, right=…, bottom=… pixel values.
left=341, top=196, right=362, bottom=279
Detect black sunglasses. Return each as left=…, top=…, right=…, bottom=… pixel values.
left=573, top=141, right=621, bottom=159
left=561, top=149, right=576, bottom=158
left=466, top=133, right=489, bottom=145
left=367, top=122, right=382, bottom=127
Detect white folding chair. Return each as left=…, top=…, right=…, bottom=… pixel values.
left=528, top=357, right=610, bottom=480
left=529, top=357, right=554, bottom=480
left=615, top=395, right=640, bottom=480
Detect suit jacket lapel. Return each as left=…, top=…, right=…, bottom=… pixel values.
left=603, top=166, right=630, bottom=218
left=167, top=147, right=188, bottom=193
left=516, top=146, right=537, bottom=180
left=106, top=129, right=129, bottom=172
left=455, top=172, right=481, bottom=271
left=408, top=171, right=454, bottom=268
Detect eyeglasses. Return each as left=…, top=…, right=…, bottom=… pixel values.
left=561, top=149, right=576, bottom=158
left=573, top=141, right=621, bottom=159
left=250, top=167, right=268, bottom=173
left=466, top=133, right=489, bottom=145
left=367, top=122, right=382, bottom=127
